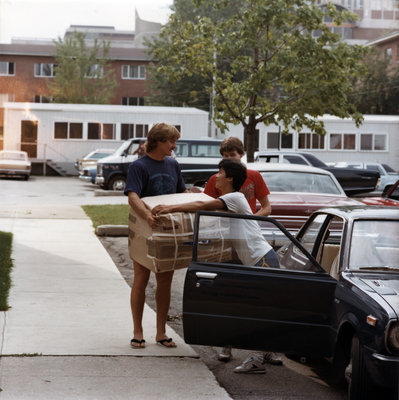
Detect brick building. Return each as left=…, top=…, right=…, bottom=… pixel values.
left=367, top=30, right=399, bottom=72
left=0, top=13, right=161, bottom=149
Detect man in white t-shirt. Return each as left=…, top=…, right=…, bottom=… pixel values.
left=152, top=159, right=282, bottom=374
left=151, top=159, right=279, bottom=269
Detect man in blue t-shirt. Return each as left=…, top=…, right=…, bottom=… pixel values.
left=124, top=122, right=186, bottom=349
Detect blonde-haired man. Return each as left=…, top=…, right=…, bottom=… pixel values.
left=124, top=122, right=186, bottom=349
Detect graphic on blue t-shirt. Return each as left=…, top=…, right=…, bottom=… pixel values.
left=149, top=173, right=176, bottom=195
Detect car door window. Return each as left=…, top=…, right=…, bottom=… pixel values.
left=174, top=143, right=189, bottom=157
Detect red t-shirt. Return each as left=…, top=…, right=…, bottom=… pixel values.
left=204, top=169, right=270, bottom=213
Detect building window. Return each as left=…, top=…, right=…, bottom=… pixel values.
left=385, top=47, right=392, bottom=63
left=88, top=122, right=116, bottom=140
left=122, top=97, right=145, bottom=106
left=121, top=123, right=149, bottom=140
left=85, top=64, right=103, bottom=78
left=121, top=65, right=146, bottom=80
left=35, top=63, right=57, bottom=77
left=54, top=122, right=83, bottom=139
left=360, top=133, right=387, bottom=151
left=267, top=132, right=293, bottom=149
left=34, top=95, right=52, bottom=103
left=102, top=124, right=115, bottom=140
left=329, top=133, right=355, bottom=150
left=88, top=123, right=101, bottom=140
left=0, top=62, right=15, bottom=76
left=298, top=133, right=325, bottom=149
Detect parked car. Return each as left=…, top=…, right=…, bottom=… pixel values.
left=0, top=150, right=31, bottom=180
left=254, top=151, right=380, bottom=196
left=74, top=149, right=115, bottom=172
left=360, top=179, right=399, bottom=207
left=330, top=162, right=399, bottom=194
left=96, top=138, right=222, bottom=191
left=192, top=163, right=362, bottom=244
left=183, top=206, right=399, bottom=399
left=78, top=166, right=97, bottom=184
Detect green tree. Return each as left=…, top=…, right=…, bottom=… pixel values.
left=352, top=47, right=399, bottom=115
left=48, top=31, right=117, bottom=104
left=146, top=0, right=241, bottom=110
left=152, top=0, right=366, bottom=160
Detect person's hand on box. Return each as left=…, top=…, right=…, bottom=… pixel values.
left=145, top=210, right=158, bottom=228
left=152, top=204, right=174, bottom=216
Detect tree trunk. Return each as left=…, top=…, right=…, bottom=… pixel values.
left=244, top=122, right=258, bottom=163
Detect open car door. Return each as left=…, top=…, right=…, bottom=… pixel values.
left=183, top=212, right=337, bottom=357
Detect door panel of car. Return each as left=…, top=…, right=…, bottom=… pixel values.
left=183, top=262, right=336, bottom=357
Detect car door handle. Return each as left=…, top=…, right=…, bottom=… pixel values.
left=195, top=272, right=217, bottom=279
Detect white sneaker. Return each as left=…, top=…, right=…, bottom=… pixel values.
left=263, top=352, right=283, bottom=366
left=217, top=346, right=232, bottom=362
left=233, top=355, right=266, bottom=374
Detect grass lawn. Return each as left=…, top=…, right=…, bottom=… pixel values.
left=0, top=231, right=13, bottom=311
left=82, top=204, right=130, bottom=231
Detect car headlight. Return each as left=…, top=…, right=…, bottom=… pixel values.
left=387, top=321, right=399, bottom=355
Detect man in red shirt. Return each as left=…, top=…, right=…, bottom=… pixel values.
left=204, top=136, right=282, bottom=372
left=204, top=136, right=271, bottom=216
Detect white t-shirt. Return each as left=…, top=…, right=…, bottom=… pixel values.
left=219, top=191, right=272, bottom=265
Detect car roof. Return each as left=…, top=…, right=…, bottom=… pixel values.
left=316, top=205, right=399, bottom=220
left=247, top=162, right=331, bottom=175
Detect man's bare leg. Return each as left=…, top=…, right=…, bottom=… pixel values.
left=130, top=261, right=150, bottom=347
left=155, top=270, right=175, bottom=347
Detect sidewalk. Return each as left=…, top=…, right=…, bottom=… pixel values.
left=0, top=203, right=231, bottom=399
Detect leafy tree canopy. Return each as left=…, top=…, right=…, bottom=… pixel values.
left=150, top=0, right=367, bottom=160
left=352, top=47, right=399, bottom=115
left=48, top=31, right=117, bottom=104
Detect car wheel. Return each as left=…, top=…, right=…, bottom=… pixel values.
left=108, top=175, right=126, bottom=191
left=24, top=175, right=29, bottom=181
left=347, top=335, right=374, bottom=400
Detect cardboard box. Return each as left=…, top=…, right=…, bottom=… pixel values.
left=128, top=192, right=232, bottom=273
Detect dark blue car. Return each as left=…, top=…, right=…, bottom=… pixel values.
left=182, top=206, right=399, bottom=399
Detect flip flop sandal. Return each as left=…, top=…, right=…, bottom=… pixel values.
left=157, top=338, right=177, bottom=348
left=130, top=338, right=146, bottom=348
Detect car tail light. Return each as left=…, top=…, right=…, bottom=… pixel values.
left=387, top=321, right=399, bottom=354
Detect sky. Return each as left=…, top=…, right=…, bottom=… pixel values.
left=0, top=0, right=174, bottom=43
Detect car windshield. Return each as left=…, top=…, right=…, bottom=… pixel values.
left=90, top=152, right=113, bottom=159
left=382, top=163, right=397, bottom=173
left=259, top=171, right=342, bottom=194
left=0, top=152, right=26, bottom=161
left=349, top=220, right=399, bottom=270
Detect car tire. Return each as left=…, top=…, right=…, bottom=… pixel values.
left=24, top=175, right=29, bottom=181
left=108, top=175, right=126, bottom=191
left=348, top=335, right=374, bottom=400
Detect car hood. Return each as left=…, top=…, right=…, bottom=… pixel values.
left=360, top=197, right=399, bottom=207
left=269, top=193, right=360, bottom=209
left=359, top=276, right=399, bottom=318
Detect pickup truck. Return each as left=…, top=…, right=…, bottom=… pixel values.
left=96, top=138, right=222, bottom=191
left=255, top=151, right=380, bottom=196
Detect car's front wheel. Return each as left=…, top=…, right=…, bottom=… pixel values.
left=108, top=175, right=126, bottom=191
left=347, top=335, right=375, bottom=400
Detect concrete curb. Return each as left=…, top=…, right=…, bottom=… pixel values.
left=96, top=224, right=129, bottom=236
left=94, top=189, right=124, bottom=196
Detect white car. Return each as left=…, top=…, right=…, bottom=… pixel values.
left=0, top=150, right=31, bottom=180
left=74, top=149, right=116, bottom=172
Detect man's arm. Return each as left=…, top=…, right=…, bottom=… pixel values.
left=255, top=195, right=272, bottom=216
left=128, top=191, right=157, bottom=228
left=152, top=198, right=224, bottom=215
